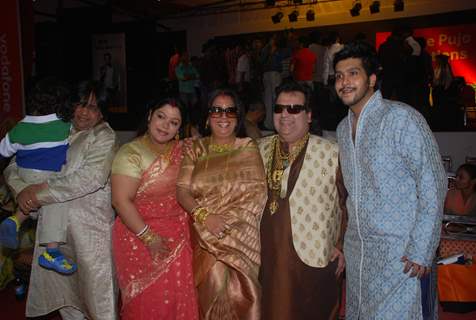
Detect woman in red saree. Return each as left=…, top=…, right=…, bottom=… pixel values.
left=111, top=98, right=198, bottom=320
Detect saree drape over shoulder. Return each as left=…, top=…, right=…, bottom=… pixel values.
left=177, top=137, right=267, bottom=320
left=112, top=137, right=198, bottom=320
left=4, top=122, right=118, bottom=320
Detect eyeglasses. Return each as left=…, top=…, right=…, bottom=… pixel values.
left=208, top=106, right=238, bottom=118
left=274, top=104, right=306, bottom=114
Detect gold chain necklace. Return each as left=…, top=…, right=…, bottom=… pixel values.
left=267, top=133, right=309, bottom=214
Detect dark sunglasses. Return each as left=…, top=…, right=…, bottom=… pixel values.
left=274, top=104, right=306, bottom=114
left=208, top=106, right=239, bottom=118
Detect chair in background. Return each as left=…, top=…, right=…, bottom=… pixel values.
left=442, top=156, right=452, bottom=173
left=442, top=156, right=455, bottom=189
left=466, top=156, right=476, bottom=165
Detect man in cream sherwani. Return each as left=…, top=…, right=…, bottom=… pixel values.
left=258, top=80, right=346, bottom=320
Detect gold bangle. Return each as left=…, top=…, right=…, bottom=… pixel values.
left=192, top=206, right=209, bottom=225
left=138, top=228, right=158, bottom=246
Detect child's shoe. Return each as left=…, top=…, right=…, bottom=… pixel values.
left=38, top=248, right=77, bottom=275
left=0, top=216, right=20, bottom=249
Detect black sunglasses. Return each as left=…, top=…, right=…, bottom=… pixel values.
left=208, top=106, right=239, bottom=118
left=274, top=104, right=306, bottom=114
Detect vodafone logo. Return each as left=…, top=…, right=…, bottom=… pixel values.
left=0, top=33, right=12, bottom=113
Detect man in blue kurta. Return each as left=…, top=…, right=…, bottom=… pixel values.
left=334, top=41, right=447, bottom=319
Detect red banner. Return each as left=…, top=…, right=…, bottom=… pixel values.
left=376, top=24, right=476, bottom=85
left=0, top=0, right=24, bottom=139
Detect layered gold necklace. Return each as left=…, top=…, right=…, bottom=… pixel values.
left=267, top=133, right=309, bottom=214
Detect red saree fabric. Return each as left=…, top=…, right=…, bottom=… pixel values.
left=112, top=141, right=199, bottom=320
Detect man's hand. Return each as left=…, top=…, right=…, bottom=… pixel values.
left=16, top=183, right=47, bottom=213
left=401, top=256, right=430, bottom=279
left=330, top=247, right=345, bottom=277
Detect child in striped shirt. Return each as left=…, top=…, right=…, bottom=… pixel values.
left=0, top=78, right=77, bottom=274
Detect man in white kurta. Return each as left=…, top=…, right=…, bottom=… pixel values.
left=5, top=89, right=118, bottom=320
left=334, top=42, right=446, bottom=319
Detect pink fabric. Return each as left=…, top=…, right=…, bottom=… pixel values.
left=445, top=188, right=476, bottom=215
left=112, top=143, right=199, bottom=320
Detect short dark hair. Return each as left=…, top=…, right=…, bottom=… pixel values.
left=137, top=97, right=184, bottom=137
left=26, top=77, right=70, bottom=120
left=275, top=80, right=312, bottom=112
left=204, top=88, right=247, bottom=138
left=333, top=41, right=381, bottom=81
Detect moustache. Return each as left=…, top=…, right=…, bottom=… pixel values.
left=339, top=87, right=355, bottom=93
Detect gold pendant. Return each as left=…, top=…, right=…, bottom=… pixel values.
left=271, top=169, right=284, bottom=183
left=269, top=200, right=278, bottom=215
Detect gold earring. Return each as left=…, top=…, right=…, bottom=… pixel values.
left=175, top=133, right=179, bottom=140
left=205, top=119, right=209, bottom=129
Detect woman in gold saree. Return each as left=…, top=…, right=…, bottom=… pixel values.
left=177, top=88, right=267, bottom=319
left=111, top=98, right=198, bottom=320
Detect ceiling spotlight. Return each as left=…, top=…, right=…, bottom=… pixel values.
left=350, top=2, right=362, bottom=17
left=369, top=1, right=380, bottom=14
left=265, top=0, right=276, bottom=6
left=288, top=10, right=299, bottom=23
left=394, top=0, right=404, bottom=12
left=306, top=9, right=315, bottom=21
left=272, top=11, right=284, bottom=24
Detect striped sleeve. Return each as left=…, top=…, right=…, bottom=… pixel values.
left=0, top=133, right=17, bottom=158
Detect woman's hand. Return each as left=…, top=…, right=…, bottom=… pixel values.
left=204, top=214, right=232, bottom=239
left=142, top=231, right=171, bottom=261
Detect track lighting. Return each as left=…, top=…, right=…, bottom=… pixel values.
left=394, top=0, right=404, bottom=12
left=369, top=1, right=380, bottom=14
left=350, top=1, right=362, bottom=17
left=272, top=11, right=284, bottom=24
left=288, top=10, right=299, bottom=22
left=306, top=9, right=315, bottom=21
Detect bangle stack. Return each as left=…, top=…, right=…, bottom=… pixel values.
left=192, top=206, right=209, bottom=225
left=136, top=224, right=149, bottom=237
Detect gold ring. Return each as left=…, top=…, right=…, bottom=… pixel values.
left=27, top=199, right=33, bottom=204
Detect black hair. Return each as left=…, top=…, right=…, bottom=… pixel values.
left=136, top=98, right=185, bottom=137
left=458, top=164, right=476, bottom=181
left=333, top=41, right=382, bottom=86
left=275, top=80, right=313, bottom=112
left=203, top=88, right=247, bottom=138
left=25, top=77, right=70, bottom=120
left=63, top=80, right=109, bottom=122
left=327, top=31, right=340, bottom=44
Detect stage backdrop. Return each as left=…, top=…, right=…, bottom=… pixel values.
left=92, top=33, right=127, bottom=113
left=376, top=24, right=476, bottom=85
left=0, top=0, right=24, bottom=139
